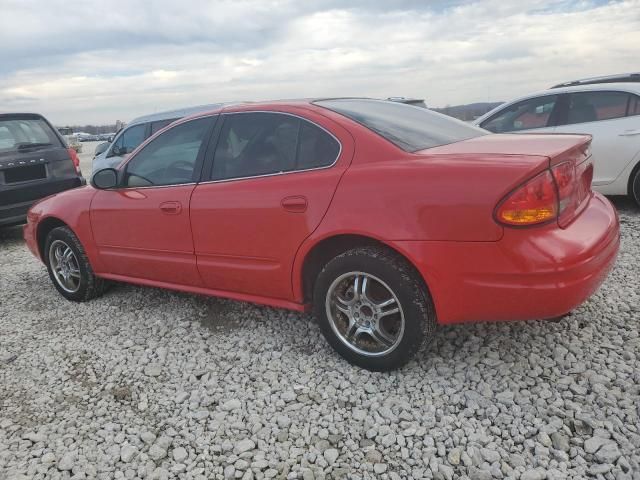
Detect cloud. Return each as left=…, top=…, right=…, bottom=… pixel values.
left=0, top=0, right=638, bottom=124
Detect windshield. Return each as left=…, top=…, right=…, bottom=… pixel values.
left=0, top=116, right=62, bottom=154
left=315, top=98, right=487, bottom=152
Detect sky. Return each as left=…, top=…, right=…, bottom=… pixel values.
left=1, top=0, right=638, bottom=125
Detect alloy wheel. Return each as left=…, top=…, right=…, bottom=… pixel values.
left=49, top=240, right=81, bottom=293
left=325, top=271, right=405, bottom=357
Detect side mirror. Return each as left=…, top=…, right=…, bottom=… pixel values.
left=108, top=136, right=113, bottom=143
left=91, top=168, right=119, bottom=190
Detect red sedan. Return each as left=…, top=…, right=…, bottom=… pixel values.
left=24, top=99, right=619, bottom=371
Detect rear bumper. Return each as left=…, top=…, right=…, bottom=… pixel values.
left=391, top=193, right=620, bottom=324
left=0, top=176, right=84, bottom=226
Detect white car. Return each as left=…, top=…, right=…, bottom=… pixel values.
left=475, top=75, right=640, bottom=205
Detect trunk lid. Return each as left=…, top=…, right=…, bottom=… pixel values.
left=418, top=133, right=592, bottom=166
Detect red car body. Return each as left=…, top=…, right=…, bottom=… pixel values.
left=24, top=100, right=619, bottom=326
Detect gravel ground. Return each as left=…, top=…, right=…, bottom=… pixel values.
left=1, top=187, right=639, bottom=479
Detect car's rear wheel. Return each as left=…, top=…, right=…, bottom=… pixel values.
left=313, top=246, right=436, bottom=371
left=630, top=167, right=640, bottom=208
left=45, top=226, right=106, bottom=301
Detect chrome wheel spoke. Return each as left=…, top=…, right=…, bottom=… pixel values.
left=359, top=275, right=369, bottom=302
left=335, top=293, right=354, bottom=309
left=344, top=318, right=359, bottom=340
left=379, top=306, right=400, bottom=318
left=369, top=324, right=395, bottom=348
left=68, top=268, right=81, bottom=278
left=352, top=275, right=361, bottom=301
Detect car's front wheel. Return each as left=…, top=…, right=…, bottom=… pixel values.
left=313, top=246, right=436, bottom=371
left=44, top=226, right=106, bottom=302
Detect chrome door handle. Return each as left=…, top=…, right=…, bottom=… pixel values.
left=619, top=129, right=640, bottom=136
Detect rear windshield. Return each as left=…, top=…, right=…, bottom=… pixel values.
left=315, top=99, right=487, bottom=152
left=0, top=115, right=62, bottom=155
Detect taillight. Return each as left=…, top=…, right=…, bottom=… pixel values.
left=496, top=160, right=591, bottom=228
left=496, top=170, right=558, bottom=226
left=67, top=147, right=81, bottom=175
left=552, top=161, right=578, bottom=227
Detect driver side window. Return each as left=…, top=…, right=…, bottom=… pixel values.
left=109, top=124, right=146, bottom=157
left=481, top=95, right=558, bottom=133
left=124, top=117, right=212, bottom=187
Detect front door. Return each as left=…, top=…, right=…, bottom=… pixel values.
left=91, top=116, right=215, bottom=286
left=190, top=110, right=353, bottom=300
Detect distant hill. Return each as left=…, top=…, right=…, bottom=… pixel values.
left=432, top=102, right=503, bottom=121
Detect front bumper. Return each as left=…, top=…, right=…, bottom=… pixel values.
left=391, top=193, right=620, bottom=324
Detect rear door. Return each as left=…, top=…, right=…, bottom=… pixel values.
left=90, top=116, right=216, bottom=285
left=553, top=90, right=640, bottom=186
left=190, top=109, right=353, bottom=300
left=0, top=114, right=78, bottom=220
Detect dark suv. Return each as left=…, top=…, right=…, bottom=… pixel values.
left=0, top=113, right=85, bottom=227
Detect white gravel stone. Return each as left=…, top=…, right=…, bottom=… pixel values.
left=120, top=444, right=137, bottom=463
left=57, top=452, right=75, bottom=471
left=148, top=444, right=168, bottom=462
left=234, top=439, right=255, bottom=454
left=323, top=448, right=339, bottom=464
left=172, top=447, right=188, bottom=463
left=221, top=399, right=242, bottom=411
left=373, top=463, right=387, bottom=473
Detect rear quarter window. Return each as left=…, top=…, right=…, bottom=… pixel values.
left=315, top=99, right=486, bottom=152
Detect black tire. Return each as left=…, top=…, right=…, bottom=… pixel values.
left=44, top=226, right=106, bottom=302
left=630, top=167, right=640, bottom=208
left=313, top=246, right=436, bottom=371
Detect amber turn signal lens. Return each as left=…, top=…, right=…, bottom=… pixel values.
left=496, top=170, right=558, bottom=226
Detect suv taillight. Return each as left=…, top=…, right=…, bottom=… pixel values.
left=67, top=147, right=81, bottom=175
left=496, top=170, right=558, bottom=226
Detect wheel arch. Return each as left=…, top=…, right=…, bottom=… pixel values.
left=627, top=158, right=640, bottom=203
left=297, top=233, right=433, bottom=307
left=36, top=217, right=69, bottom=261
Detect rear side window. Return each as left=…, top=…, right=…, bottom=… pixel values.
left=0, top=116, right=62, bottom=154
left=298, top=121, right=340, bottom=169
left=111, top=124, right=146, bottom=156
left=315, top=99, right=485, bottom=151
left=564, top=91, right=629, bottom=124
left=151, top=118, right=178, bottom=135
left=481, top=95, right=558, bottom=133
left=212, top=112, right=340, bottom=181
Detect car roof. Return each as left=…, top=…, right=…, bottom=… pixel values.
left=184, top=97, right=433, bottom=118
left=474, top=83, right=640, bottom=124
left=551, top=72, right=640, bottom=88
left=128, top=103, right=232, bottom=126
left=0, top=112, right=47, bottom=119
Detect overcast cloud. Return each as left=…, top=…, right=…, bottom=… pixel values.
left=0, top=0, right=638, bottom=124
